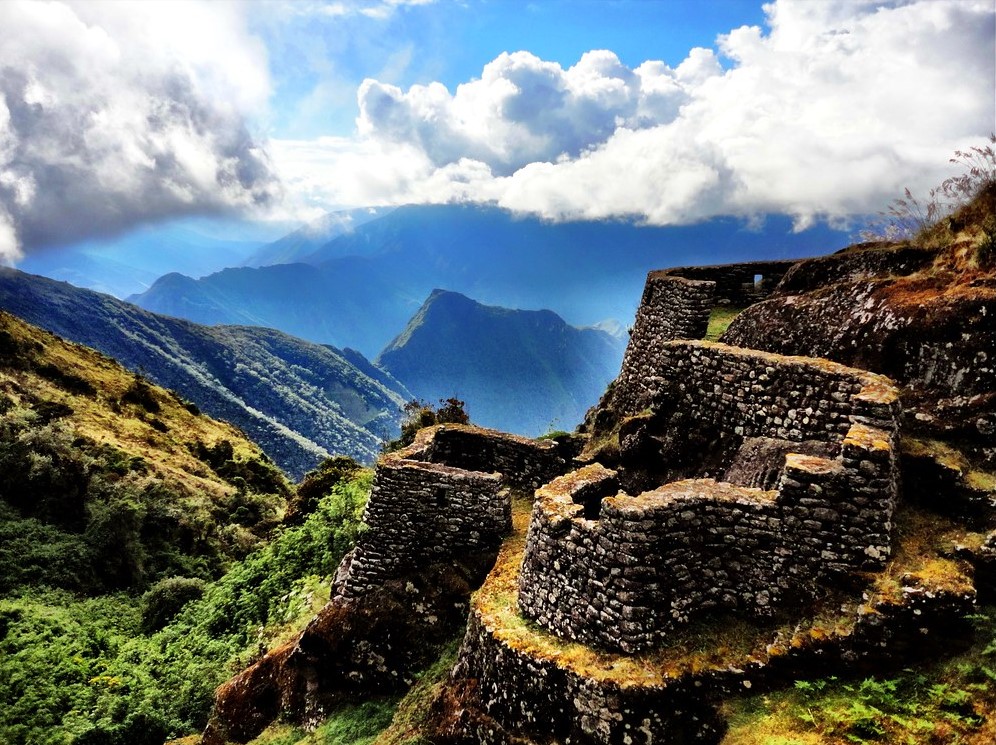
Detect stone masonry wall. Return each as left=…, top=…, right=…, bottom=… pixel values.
left=649, top=341, right=899, bottom=442
left=611, top=274, right=715, bottom=415
left=454, top=577, right=974, bottom=745
left=420, top=425, right=566, bottom=490
left=337, top=424, right=569, bottom=600
left=661, top=259, right=798, bottom=306
left=519, top=342, right=901, bottom=652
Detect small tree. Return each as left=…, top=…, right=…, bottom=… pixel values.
left=383, top=397, right=470, bottom=453
left=141, top=576, right=207, bottom=632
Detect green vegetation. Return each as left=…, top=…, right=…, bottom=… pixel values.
left=706, top=306, right=745, bottom=342
left=0, top=265, right=412, bottom=477
left=382, top=397, right=470, bottom=452
left=0, top=314, right=291, bottom=593
left=247, top=699, right=399, bottom=745
left=373, top=640, right=461, bottom=745
left=0, top=311, right=379, bottom=743
left=723, top=609, right=996, bottom=744
left=0, top=467, right=372, bottom=744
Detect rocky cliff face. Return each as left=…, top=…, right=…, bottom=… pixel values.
left=723, top=195, right=996, bottom=471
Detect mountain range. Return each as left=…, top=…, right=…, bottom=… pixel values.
left=377, top=289, right=626, bottom=435
left=19, top=222, right=269, bottom=298
left=128, top=204, right=850, bottom=357
left=0, top=268, right=409, bottom=478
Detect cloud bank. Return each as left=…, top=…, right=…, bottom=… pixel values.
left=0, top=1, right=279, bottom=263
left=277, top=0, right=995, bottom=229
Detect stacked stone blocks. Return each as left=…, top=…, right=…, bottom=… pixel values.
left=337, top=424, right=567, bottom=599
left=519, top=341, right=901, bottom=653
left=659, top=259, right=798, bottom=305
left=611, top=273, right=715, bottom=416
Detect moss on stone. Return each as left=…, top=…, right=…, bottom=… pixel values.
left=469, top=500, right=976, bottom=693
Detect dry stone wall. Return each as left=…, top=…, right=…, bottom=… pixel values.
left=660, top=259, right=798, bottom=306
left=337, top=424, right=569, bottom=599
left=454, top=577, right=974, bottom=745
left=417, top=424, right=567, bottom=490
left=519, top=341, right=901, bottom=652
left=611, top=274, right=715, bottom=415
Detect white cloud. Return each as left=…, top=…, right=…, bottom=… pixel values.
left=356, top=47, right=713, bottom=175
left=0, top=0, right=278, bottom=263
left=282, top=0, right=995, bottom=228
left=297, top=0, right=436, bottom=21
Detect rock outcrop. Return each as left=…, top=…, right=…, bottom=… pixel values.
left=722, top=237, right=996, bottom=469
left=203, top=425, right=573, bottom=744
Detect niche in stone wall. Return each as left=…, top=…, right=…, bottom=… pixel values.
left=724, top=437, right=837, bottom=490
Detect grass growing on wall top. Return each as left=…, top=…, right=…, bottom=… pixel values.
left=706, top=306, right=745, bottom=342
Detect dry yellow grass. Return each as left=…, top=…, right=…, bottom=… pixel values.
left=1, top=311, right=272, bottom=503
left=470, top=495, right=979, bottom=689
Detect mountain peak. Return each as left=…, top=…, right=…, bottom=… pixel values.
left=377, top=291, right=625, bottom=436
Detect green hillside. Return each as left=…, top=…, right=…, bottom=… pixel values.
left=0, top=268, right=411, bottom=478
left=0, top=310, right=290, bottom=592
left=0, top=309, right=380, bottom=742
left=376, top=290, right=625, bottom=436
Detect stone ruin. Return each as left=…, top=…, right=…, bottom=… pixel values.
left=515, top=270, right=901, bottom=652
left=657, top=259, right=797, bottom=306
left=339, top=268, right=902, bottom=656
left=518, top=339, right=900, bottom=652
left=205, top=257, right=978, bottom=745
left=335, top=423, right=572, bottom=599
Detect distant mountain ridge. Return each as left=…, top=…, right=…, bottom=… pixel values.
left=241, top=207, right=394, bottom=268
left=19, top=223, right=265, bottom=298
left=129, top=204, right=850, bottom=358
left=0, top=268, right=410, bottom=478
left=376, top=290, right=626, bottom=435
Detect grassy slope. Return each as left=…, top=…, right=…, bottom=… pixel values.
left=0, top=309, right=294, bottom=593
left=1, top=332, right=375, bottom=744
left=0, top=268, right=410, bottom=477
left=1, top=309, right=265, bottom=499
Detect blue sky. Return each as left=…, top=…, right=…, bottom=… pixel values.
left=0, top=0, right=993, bottom=262
left=259, top=1, right=768, bottom=140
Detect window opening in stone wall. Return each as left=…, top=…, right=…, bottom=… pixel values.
left=434, top=486, right=449, bottom=508
left=753, top=274, right=763, bottom=290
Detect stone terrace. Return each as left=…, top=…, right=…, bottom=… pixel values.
left=518, top=340, right=901, bottom=653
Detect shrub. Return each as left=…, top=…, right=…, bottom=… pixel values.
left=0, top=468, right=374, bottom=743
left=120, top=376, right=160, bottom=413
left=190, top=438, right=289, bottom=498
left=141, top=577, right=207, bottom=633
left=384, top=397, right=471, bottom=452
left=289, top=455, right=362, bottom=522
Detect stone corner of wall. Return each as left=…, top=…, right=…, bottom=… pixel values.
left=843, top=422, right=895, bottom=456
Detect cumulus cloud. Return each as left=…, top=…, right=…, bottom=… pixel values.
left=356, top=47, right=719, bottom=175
left=0, top=0, right=279, bottom=263
left=282, top=0, right=994, bottom=228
